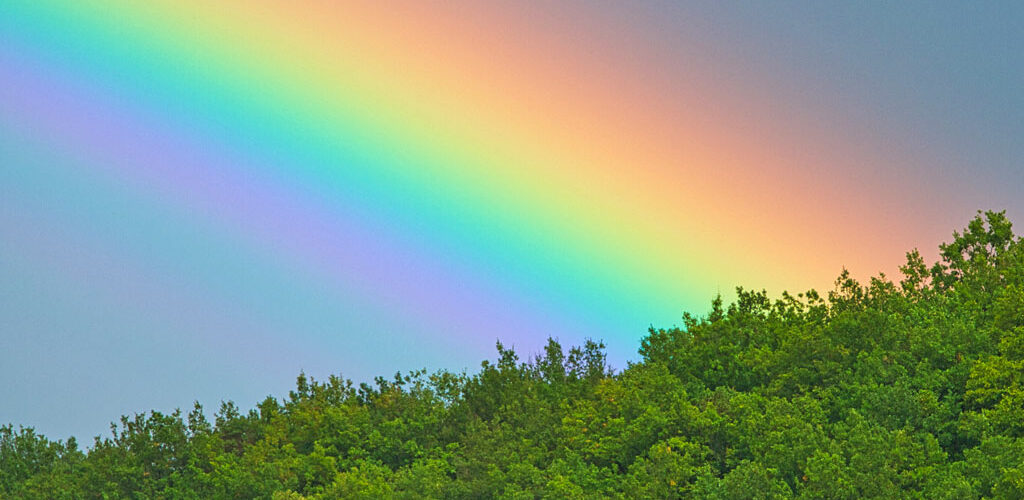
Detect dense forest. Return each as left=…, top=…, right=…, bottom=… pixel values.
left=3, top=211, right=1024, bottom=499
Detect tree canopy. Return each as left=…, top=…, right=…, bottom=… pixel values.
left=3, top=211, right=1024, bottom=498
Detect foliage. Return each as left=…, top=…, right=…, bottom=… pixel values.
left=3, top=211, right=1024, bottom=498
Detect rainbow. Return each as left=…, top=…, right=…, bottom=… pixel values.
left=1, top=0, right=969, bottom=382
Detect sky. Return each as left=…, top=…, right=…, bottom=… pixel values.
left=1, top=1, right=1021, bottom=441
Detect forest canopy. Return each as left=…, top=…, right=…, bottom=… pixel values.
left=3, top=210, right=1024, bottom=499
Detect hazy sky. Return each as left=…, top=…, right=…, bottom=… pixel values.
left=1, top=1, right=1021, bottom=441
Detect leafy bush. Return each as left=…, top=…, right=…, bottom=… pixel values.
left=4, top=211, right=1023, bottom=498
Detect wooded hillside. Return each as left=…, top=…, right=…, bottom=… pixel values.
left=3, top=211, right=1023, bottom=498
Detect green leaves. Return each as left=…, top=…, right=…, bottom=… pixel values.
left=5, top=212, right=1024, bottom=498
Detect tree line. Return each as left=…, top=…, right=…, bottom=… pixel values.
left=3, top=211, right=1023, bottom=498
